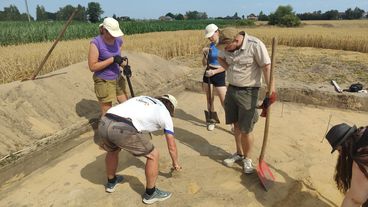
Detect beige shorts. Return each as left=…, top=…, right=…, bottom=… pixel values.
left=93, top=75, right=127, bottom=103
left=95, top=115, right=154, bottom=156
left=224, top=85, right=259, bottom=133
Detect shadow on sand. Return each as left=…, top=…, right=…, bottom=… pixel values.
left=75, top=98, right=100, bottom=129
left=175, top=108, right=233, bottom=135
left=239, top=162, right=337, bottom=206
left=174, top=108, right=336, bottom=206
left=80, top=151, right=146, bottom=196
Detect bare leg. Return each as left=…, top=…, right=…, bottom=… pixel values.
left=100, top=102, right=112, bottom=116
left=106, top=150, right=120, bottom=179
left=214, top=86, right=227, bottom=108
left=117, top=93, right=128, bottom=103
left=202, top=83, right=215, bottom=112
left=240, top=130, right=254, bottom=157
left=233, top=123, right=244, bottom=155
left=145, top=148, right=159, bottom=189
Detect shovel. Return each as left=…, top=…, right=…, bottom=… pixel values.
left=122, top=58, right=134, bottom=97
left=121, top=58, right=153, bottom=139
left=204, top=49, right=220, bottom=124
left=256, top=37, right=277, bottom=191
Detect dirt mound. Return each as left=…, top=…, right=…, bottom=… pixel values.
left=0, top=51, right=194, bottom=159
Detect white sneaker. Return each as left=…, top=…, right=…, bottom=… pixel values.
left=207, top=123, right=215, bottom=131
left=223, top=153, right=244, bottom=167
left=243, top=158, right=255, bottom=174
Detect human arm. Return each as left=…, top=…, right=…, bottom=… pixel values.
left=341, top=161, right=368, bottom=207
left=262, top=63, right=275, bottom=93
left=204, top=66, right=225, bottom=77
left=218, top=56, right=229, bottom=70
left=88, top=43, right=115, bottom=72
left=165, top=133, right=181, bottom=171
left=202, top=47, right=209, bottom=67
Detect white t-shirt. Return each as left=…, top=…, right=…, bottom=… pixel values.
left=106, top=96, right=174, bottom=134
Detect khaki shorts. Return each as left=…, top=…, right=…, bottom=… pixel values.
left=93, top=75, right=127, bottom=103
left=224, top=85, right=259, bottom=133
left=95, top=116, right=154, bottom=156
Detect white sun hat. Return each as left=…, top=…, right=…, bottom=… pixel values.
left=99, top=17, right=124, bottom=37
left=204, top=23, right=218, bottom=38
left=161, top=94, right=178, bottom=108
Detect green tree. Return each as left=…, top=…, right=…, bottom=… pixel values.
left=74, top=4, right=87, bottom=21
left=233, top=12, right=240, bottom=19
left=175, top=13, right=184, bottom=20
left=344, top=8, right=354, bottom=19
left=87, top=2, right=103, bottom=23
left=258, top=11, right=269, bottom=21
left=165, top=12, right=175, bottom=19
left=268, top=5, right=300, bottom=27
left=322, top=10, right=339, bottom=20
left=2, top=5, right=21, bottom=20
left=352, top=7, right=365, bottom=19
left=56, top=4, right=75, bottom=20
left=185, top=11, right=207, bottom=20
left=36, top=5, right=48, bottom=21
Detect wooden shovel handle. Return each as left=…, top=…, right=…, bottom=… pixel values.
left=29, top=9, right=77, bottom=80
left=259, top=37, right=277, bottom=162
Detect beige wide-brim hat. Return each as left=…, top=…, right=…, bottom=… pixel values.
left=204, top=23, right=218, bottom=38
left=99, top=17, right=124, bottom=37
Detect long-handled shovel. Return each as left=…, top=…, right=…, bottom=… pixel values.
left=256, top=37, right=277, bottom=191
left=204, top=49, right=220, bottom=125
left=122, top=58, right=134, bottom=97
left=121, top=58, right=152, bottom=139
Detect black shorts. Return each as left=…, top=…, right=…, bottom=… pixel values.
left=202, top=71, right=226, bottom=87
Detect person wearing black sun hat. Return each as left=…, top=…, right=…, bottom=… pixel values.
left=326, top=123, right=368, bottom=207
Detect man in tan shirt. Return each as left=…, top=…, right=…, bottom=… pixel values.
left=218, top=30, right=275, bottom=174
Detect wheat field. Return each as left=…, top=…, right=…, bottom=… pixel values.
left=1, top=20, right=368, bottom=84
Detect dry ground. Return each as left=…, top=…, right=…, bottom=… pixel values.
left=0, top=91, right=367, bottom=207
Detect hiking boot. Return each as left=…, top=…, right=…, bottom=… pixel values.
left=223, top=153, right=244, bottom=167
left=142, top=188, right=172, bottom=204
left=105, top=175, right=124, bottom=193
left=243, top=158, right=255, bottom=174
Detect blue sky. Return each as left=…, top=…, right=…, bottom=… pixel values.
left=1, top=0, right=367, bottom=19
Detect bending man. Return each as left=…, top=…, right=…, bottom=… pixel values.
left=95, top=94, right=181, bottom=204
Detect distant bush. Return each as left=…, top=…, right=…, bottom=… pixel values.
left=234, top=19, right=255, bottom=26
left=269, top=5, right=301, bottom=27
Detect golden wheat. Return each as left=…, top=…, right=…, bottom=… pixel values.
left=1, top=20, right=367, bottom=84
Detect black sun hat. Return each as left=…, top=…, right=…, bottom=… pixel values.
left=326, top=123, right=357, bottom=153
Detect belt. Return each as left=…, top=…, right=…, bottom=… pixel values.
left=229, top=85, right=259, bottom=90
left=105, top=113, right=136, bottom=129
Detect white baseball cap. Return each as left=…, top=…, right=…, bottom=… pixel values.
left=99, top=17, right=124, bottom=37
left=204, top=23, right=218, bottom=38
left=161, top=94, right=178, bottom=109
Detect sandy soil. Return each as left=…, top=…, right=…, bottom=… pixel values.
left=0, top=51, right=193, bottom=159
left=0, top=91, right=367, bottom=207
left=0, top=50, right=367, bottom=206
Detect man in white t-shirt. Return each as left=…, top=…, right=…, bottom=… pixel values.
left=95, top=94, right=181, bottom=205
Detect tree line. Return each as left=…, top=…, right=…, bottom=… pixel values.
left=0, top=2, right=366, bottom=24
left=0, top=3, right=104, bottom=22
left=258, top=6, right=366, bottom=21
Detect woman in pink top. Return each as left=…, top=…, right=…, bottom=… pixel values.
left=88, top=17, right=128, bottom=115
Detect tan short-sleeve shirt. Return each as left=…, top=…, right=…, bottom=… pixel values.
left=219, top=34, right=271, bottom=87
